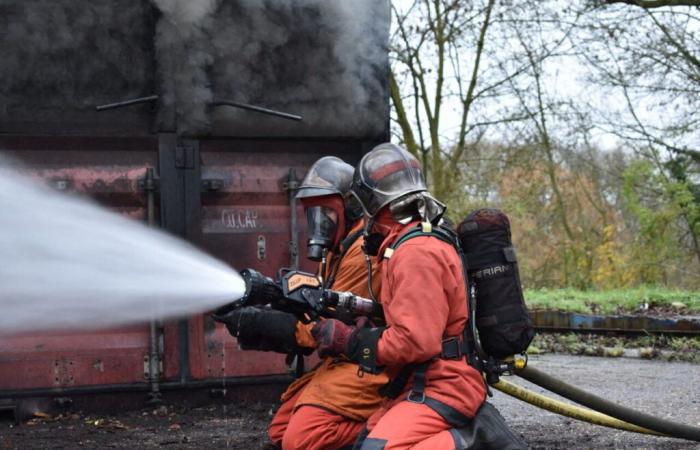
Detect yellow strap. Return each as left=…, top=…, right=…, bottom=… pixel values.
left=421, top=222, right=432, bottom=233
left=383, top=248, right=394, bottom=259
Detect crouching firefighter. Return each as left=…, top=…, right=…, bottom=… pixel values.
left=311, top=144, right=528, bottom=450
left=219, top=156, right=388, bottom=450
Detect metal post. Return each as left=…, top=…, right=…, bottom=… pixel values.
left=158, top=134, right=201, bottom=385
left=144, top=167, right=163, bottom=404
left=284, top=169, right=300, bottom=270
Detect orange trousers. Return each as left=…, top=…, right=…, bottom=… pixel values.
left=268, top=387, right=365, bottom=450
left=363, top=401, right=456, bottom=450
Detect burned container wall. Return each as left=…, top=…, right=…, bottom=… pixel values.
left=0, top=135, right=378, bottom=397
left=187, top=138, right=370, bottom=381
left=0, top=0, right=391, bottom=399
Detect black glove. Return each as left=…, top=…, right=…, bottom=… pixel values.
left=216, top=307, right=301, bottom=354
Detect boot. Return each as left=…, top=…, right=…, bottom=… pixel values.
left=450, top=402, right=529, bottom=450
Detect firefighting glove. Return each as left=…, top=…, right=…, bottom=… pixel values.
left=216, top=306, right=304, bottom=354
left=311, top=317, right=385, bottom=374
left=311, top=318, right=354, bottom=358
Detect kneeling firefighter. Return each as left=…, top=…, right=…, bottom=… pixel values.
left=221, top=156, right=388, bottom=450
left=311, top=144, right=527, bottom=449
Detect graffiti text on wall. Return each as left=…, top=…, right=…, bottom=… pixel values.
left=221, top=209, right=259, bottom=230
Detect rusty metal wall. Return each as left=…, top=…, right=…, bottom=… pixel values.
left=0, top=135, right=376, bottom=400
left=0, top=0, right=390, bottom=406
left=0, top=136, right=158, bottom=392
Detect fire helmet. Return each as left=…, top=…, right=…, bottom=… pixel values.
left=295, top=156, right=354, bottom=200
left=351, top=143, right=428, bottom=219
left=296, top=156, right=358, bottom=261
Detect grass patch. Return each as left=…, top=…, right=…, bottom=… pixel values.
left=524, top=286, right=700, bottom=314
left=528, top=333, right=700, bottom=364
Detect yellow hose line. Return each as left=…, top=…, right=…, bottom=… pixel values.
left=493, top=377, right=665, bottom=436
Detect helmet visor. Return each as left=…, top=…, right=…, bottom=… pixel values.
left=355, top=144, right=427, bottom=217
left=296, top=156, right=354, bottom=199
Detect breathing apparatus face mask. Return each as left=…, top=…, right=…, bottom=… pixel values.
left=361, top=209, right=395, bottom=257
left=363, top=230, right=384, bottom=257
left=305, top=206, right=340, bottom=261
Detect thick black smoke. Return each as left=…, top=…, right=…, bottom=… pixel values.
left=208, top=0, right=390, bottom=138
left=0, top=0, right=390, bottom=138
left=0, top=0, right=155, bottom=134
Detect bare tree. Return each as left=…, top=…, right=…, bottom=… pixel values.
left=575, top=2, right=700, bottom=265
left=390, top=0, right=538, bottom=200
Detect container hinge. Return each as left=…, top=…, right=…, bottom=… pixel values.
left=143, top=355, right=163, bottom=379
left=175, top=140, right=196, bottom=169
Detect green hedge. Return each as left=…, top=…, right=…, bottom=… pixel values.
left=524, top=287, right=700, bottom=314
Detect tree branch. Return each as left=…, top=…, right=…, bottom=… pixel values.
left=451, top=0, right=496, bottom=169
left=645, top=9, right=700, bottom=71
left=389, top=70, right=420, bottom=158
left=601, top=0, right=700, bottom=8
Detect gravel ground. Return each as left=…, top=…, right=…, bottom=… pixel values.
left=491, top=354, right=700, bottom=449
left=1, top=354, right=699, bottom=449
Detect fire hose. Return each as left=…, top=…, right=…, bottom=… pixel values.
left=219, top=270, right=700, bottom=442
left=493, top=378, right=663, bottom=436
left=512, top=362, right=700, bottom=442
left=491, top=358, right=700, bottom=442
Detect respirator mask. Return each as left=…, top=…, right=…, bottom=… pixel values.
left=305, top=205, right=340, bottom=261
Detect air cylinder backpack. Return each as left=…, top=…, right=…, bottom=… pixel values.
left=457, top=208, right=534, bottom=359
left=386, top=208, right=534, bottom=367
left=377, top=208, right=534, bottom=393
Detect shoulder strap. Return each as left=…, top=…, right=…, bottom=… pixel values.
left=325, top=228, right=364, bottom=288
left=384, top=222, right=458, bottom=260
left=340, top=228, right=363, bottom=253
left=379, top=222, right=488, bottom=396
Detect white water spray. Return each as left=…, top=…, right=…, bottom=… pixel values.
left=0, top=163, right=245, bottom=335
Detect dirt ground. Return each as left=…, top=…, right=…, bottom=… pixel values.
left=1, top=354, right=699, bottom=449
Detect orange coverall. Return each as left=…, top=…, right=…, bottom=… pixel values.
left=268, top=222, right=386, bottom=450
left=361, top=222, right=487, bottom=450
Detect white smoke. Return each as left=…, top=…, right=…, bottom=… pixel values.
left=152, top=0, right=221, bottom=134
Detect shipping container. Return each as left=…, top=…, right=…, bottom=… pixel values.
left=0, top=0, right=390, bottom=417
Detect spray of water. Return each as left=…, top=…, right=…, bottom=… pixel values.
left=0, top=162, right=245, bottom=335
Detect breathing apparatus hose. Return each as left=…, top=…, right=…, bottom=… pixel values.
left=493, top=378, right=664, bottom=436
left=514, top=364, right=700, bottom=442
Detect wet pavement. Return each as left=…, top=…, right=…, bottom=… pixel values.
left=1, top=354, right=699, bottom=449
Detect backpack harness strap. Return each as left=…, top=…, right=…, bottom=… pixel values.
left=379, top=223, right=481, bottom=406
left=325, top=228, right=364, bottom=287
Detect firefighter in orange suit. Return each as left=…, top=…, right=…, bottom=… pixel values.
left=311, top=144, right=489, bottom=449
left=221, top=156, right=387, bottom=450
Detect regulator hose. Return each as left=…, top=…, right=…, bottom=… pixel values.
left=515, top=364, right=700, bottom=442
left=493, top=378, right=663, bottom=436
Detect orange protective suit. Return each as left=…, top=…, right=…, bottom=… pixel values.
left=361, top=222, right=487, bottom=450
left=268, top=222, right=387, bottom=449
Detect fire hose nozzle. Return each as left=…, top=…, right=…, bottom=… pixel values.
left=327, top=291, right=381, bottom=317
